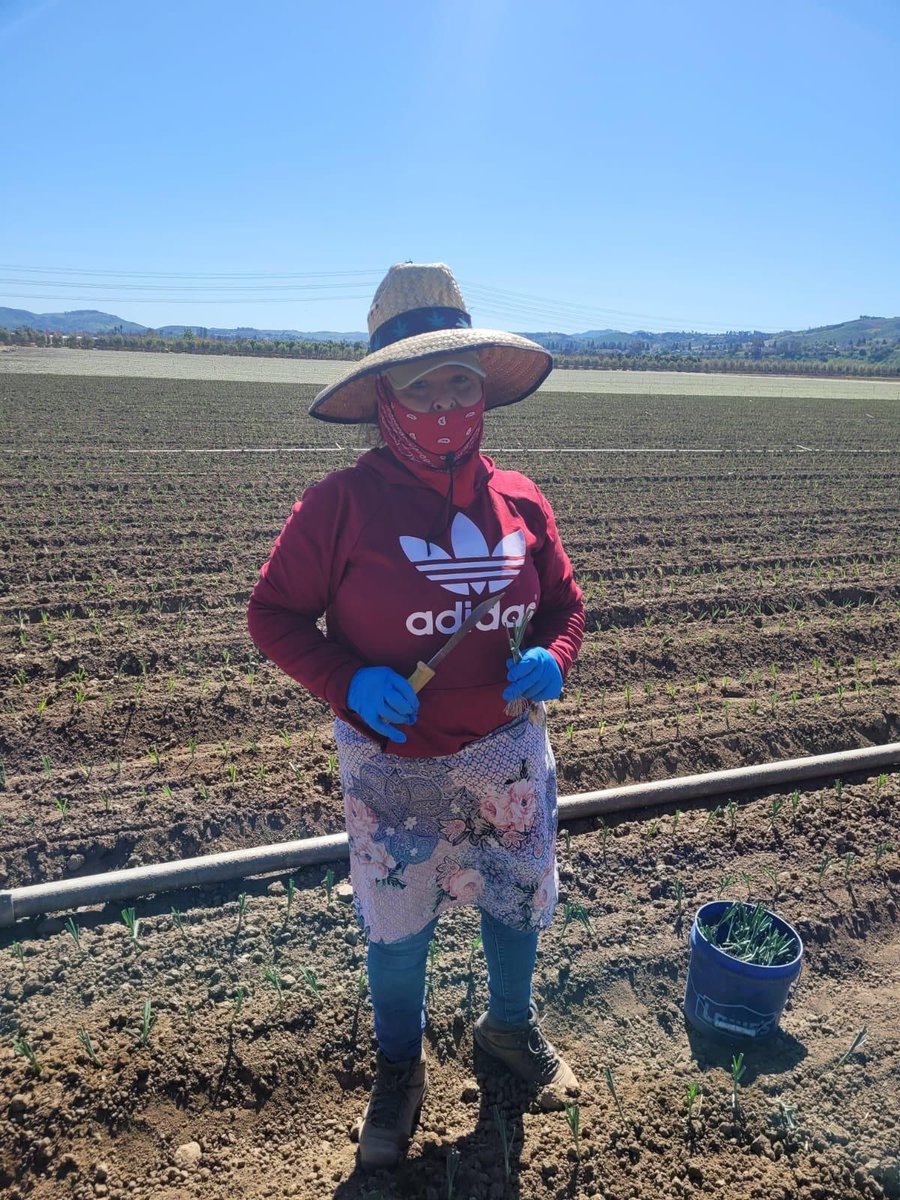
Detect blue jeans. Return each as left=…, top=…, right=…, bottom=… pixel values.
left=367, top=909, right=539, bottom=1062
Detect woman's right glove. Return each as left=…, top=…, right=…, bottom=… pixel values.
left=347, top=666, right=419, bottom=744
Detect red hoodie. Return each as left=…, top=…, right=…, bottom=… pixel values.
left=247, top=448, right=584, bottom=757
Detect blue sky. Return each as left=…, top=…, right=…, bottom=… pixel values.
left=1, top=0, right=898, bottom=334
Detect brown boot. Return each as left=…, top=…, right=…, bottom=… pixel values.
left=474, top=1004, right=579, bottom=1111
left=358, top=1048, right=428, bottom=1169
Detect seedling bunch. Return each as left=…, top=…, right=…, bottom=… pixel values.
left=698, top=902, right=797, bottom=966
left=504, top=611, right=532, bottom=717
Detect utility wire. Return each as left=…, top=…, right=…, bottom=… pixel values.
left=0, top=263, right=382, bottom=280
left=0, top=293, right=372, bottom=306
left=1, top=263, right=751, bottom=331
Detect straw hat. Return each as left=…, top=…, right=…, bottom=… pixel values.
left=309, top=262, right=553, bottom=424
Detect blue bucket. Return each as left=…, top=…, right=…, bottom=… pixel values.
left=684, top=901, right=803, bottom=1040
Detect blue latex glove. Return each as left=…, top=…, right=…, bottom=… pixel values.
left=347, top=666, right=419, bottom=744
left=503, top=647, right=564, bottom=703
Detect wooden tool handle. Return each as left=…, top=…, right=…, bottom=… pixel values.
left=407, top=660, right=436, bottom=694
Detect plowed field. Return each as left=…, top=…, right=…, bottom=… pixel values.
left=1, top=355, right=898, bottom=1200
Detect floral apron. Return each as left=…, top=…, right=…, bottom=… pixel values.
left=336, top=706, right=559, bottom=945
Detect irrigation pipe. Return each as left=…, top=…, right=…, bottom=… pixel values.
left=1, top=742, right=898, bottom=929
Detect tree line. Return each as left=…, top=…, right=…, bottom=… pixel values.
left=1, top=325, right=897, bottom=377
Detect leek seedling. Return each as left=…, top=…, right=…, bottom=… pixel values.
left=231, top=986, right=247, bottom=1023
left=789, top=789, right=802, bottom=821
left=147, top=745, right=161, bottom=769
left=672, top=808, right=682, bottom=835
left=491, top=1104, right=513, bottom=1181
left=843, top=852, right=855, bottom=881
left=467, top=932, right=482, bottom=973
left=322, top=868, right=334, bottom=905
left=769, top=796, right=784, bottom=827
left=604, top=1066, right=625, bottom=1125
left=875, top=840, right=894, bottom=866
left=564, top=827, right=571, bottom=854
left=53, top=796, right=70, bottom=818
left=685, top=1081, right=702, bottom=1120
left=235, top=892, right=249, bottom=936
left=283, top=876, right=297, bottom=925
left=445, top=1146, right=460, bottom=1199
left=138, top=999, right=156, bottom=1047
left=504, top=612, right=533, bottom=717
left=263, top=966, right=284, bottom=1007
left=171, top=906, right=187, bottom=937
left=64, top=917, right=82, bottom=950
left=564, top=1102, right=581, bottom=1160
left=725, top=799, right=737, bottom=833
left=673, top=880, right=684, bottom=920
left=299, top=965, right=320, bottom=998
left=76, top=1025, right=101, bottom=1065
left=10, top=941, right=25, bottom=965
left=563, top=902, right=591, bottom=932
left=120, top=907, right=141, bottom=950
left=834, top=1025, right=868, bottom=1068
left=357, top=968, right=368, bottom=999
left=698, top=903, right=796, bottom=966
left=817, top=853, right=834, bottom=885
left=12, top=1036, right=42, bottom=1075
left=730, top=1052, right=746, bottom=1114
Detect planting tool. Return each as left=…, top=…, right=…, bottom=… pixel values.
left=406, top=592, right=507, bottom=693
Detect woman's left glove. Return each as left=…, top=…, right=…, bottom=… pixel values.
left=503, top=647, right=563, bottom=703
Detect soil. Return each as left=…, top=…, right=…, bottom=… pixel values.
left=0, top=364, right=898, bottom=1199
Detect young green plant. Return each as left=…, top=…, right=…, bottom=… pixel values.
left=138, top=999, right=156, bottom=1047
left=564, top=1102, right=582, bottom=1160
left=12, top=1036, right=43, bottom=1075
left=492, top=1103, right=514, bottom=1182
left=730, top=1052, right=746, bottom=1114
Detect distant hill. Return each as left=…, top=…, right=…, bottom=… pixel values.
left=768, top=316, right=900, bottom=350
left=2, top=307, right=898, bottom=357
left=0, top=307, right=149, bottom=335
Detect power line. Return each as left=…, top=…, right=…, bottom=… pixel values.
left=0, top=263, right=382, bottom=280
left=0, top=263, right=756, bottom=331
left=0, top=292, right=372, bottom=306
left=0, top=276, right=377, bottom=294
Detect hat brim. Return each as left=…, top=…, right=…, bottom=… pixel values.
left=308, top=329, right=553, bottom=424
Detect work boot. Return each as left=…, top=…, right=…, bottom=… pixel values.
left=358, top=1048, right=428, bottom=1169
left=474, top=1004, right=579, bottom=1111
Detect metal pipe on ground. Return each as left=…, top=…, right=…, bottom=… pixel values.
left=1, top=742, right=898, bottom=929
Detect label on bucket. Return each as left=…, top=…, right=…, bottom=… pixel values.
left=693, top=991, right=776, bottom=1039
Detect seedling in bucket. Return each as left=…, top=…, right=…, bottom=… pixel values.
left=684, top=900, right=803, bottom=1040
left=697, top=902, right=796, bottom=966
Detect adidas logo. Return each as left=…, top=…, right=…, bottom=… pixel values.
left=406, top=599, right=537, bottom=637
left=399, top=513, right=526, bottom=597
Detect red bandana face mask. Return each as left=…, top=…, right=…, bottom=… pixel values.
left=376, top=376, right=485, bottom=467
left=392, top=397, right=485, bottom=454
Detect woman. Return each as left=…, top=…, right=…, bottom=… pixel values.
left=247, top=262, right=584, bottom=1169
